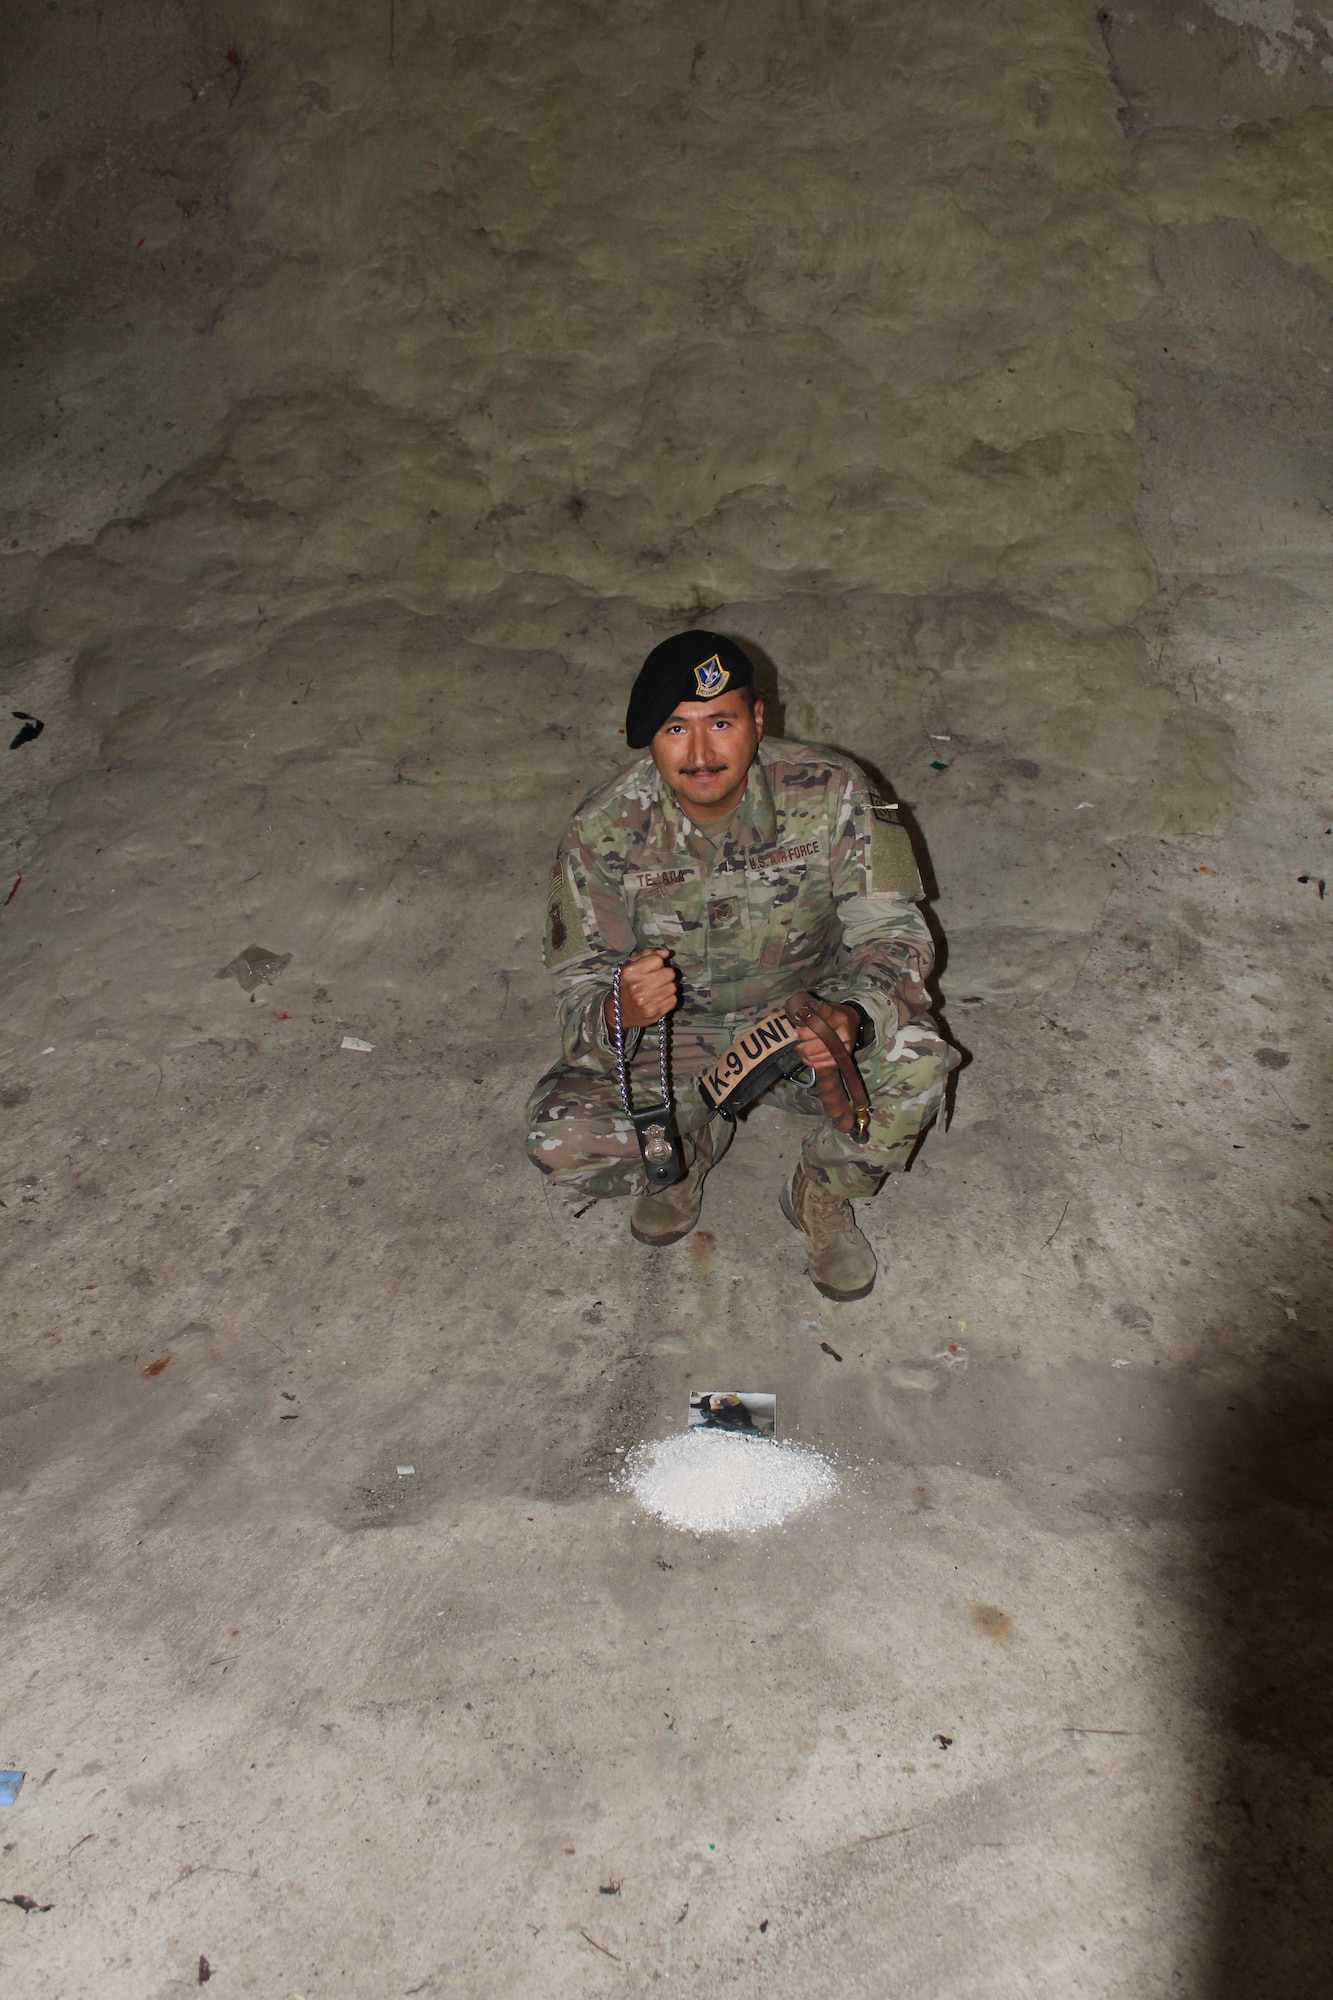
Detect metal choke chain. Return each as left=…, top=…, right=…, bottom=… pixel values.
left=611, top=963, right=672, bottom=1116
left=612, top=963, right=684, bottom=1186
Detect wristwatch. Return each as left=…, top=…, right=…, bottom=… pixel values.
left=847, top=1001, right=875, bottom=1051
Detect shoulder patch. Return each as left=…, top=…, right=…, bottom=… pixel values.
left=868, top=814, right=923, bottom=899
left=544, top=855, right=586, bottom=968
left=869, top=792, right=900, bottom=823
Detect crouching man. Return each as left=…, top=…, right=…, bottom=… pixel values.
left=524, top=631, right=954, bottom=1301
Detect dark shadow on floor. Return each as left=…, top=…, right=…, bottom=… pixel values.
left=1199, top=1325, right=1333, bottom=1997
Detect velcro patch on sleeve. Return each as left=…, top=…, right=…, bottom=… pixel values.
left=544, top=856, right=586, bottom=967
left=868, top=815, right=923, bottom=899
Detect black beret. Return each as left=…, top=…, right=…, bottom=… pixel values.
left=625, top=630, right=755, bottom=749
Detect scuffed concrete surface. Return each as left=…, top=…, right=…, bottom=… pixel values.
left=0, top=4, right=1330, bottom=1997
left=2, top=0, right=1249, bottom=1009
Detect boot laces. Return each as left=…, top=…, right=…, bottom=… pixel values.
left=804, top=1174, right=862, bottom=1238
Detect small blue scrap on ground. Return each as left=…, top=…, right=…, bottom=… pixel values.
left=0, top=1772, right=25, bottom=1807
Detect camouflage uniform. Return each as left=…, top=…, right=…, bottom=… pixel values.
left=525, top=738, right=954, bottom=1201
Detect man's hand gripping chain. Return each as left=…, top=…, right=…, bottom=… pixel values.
left=611, top=963, right=688, bottom=1190
left=611, top=963, right=872, bottom=1191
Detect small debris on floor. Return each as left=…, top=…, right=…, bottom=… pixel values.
left=397, top=1464, right=415, bottom=1476
left=934, top=1734, right=954, bottom=1749
left=579, top=1928, right=621, bottom=1962
left=598, top=1878, right=621, bottom=1895
left=820, top=1341, right=843, bottom=1362
left=3, top=1894, right=53, bottom=1912
left=0, top=1772, right=26, bottom=1806
left=217, top=944, right=291, bottom=993
left=341, top=1035, right=374, bottom=1052
left=198, top=1954, right=213, bottom=1983
left=9, top=711, right=44, bottom=750
left=279, top=1411, right=299, bottom=1420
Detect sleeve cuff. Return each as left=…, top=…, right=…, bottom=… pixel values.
left=595, top=994, right=642, bottom=1064
left=828, top=987, right=891, bottom=1052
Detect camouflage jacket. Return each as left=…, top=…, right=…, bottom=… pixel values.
left=542, top=738, right=935, bottom=1074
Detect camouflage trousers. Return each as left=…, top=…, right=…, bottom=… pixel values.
left=524, top=1016, right=952, bottom=1202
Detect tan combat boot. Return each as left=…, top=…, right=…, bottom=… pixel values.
left=630, top=1116, right=733, bottom=1247
left=780, top=1159, right=877, bottom=1300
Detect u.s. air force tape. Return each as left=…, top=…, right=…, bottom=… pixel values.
left=697, top=1010, right=800, bottom=1113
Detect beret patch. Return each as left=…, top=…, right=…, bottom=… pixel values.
left=626, top=629, right=754, bottom=747
left=693, top=653, right=729, bottom=698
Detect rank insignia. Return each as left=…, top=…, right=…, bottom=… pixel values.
left=547, top=860, right=566, bottom=950
left=693, top=653, right=730, bottom=699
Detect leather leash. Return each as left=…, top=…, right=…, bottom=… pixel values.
left=784, top=992, right=872, bottom=1143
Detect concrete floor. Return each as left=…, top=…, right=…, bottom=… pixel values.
left=1, top=4, right=1331, bottom=1996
